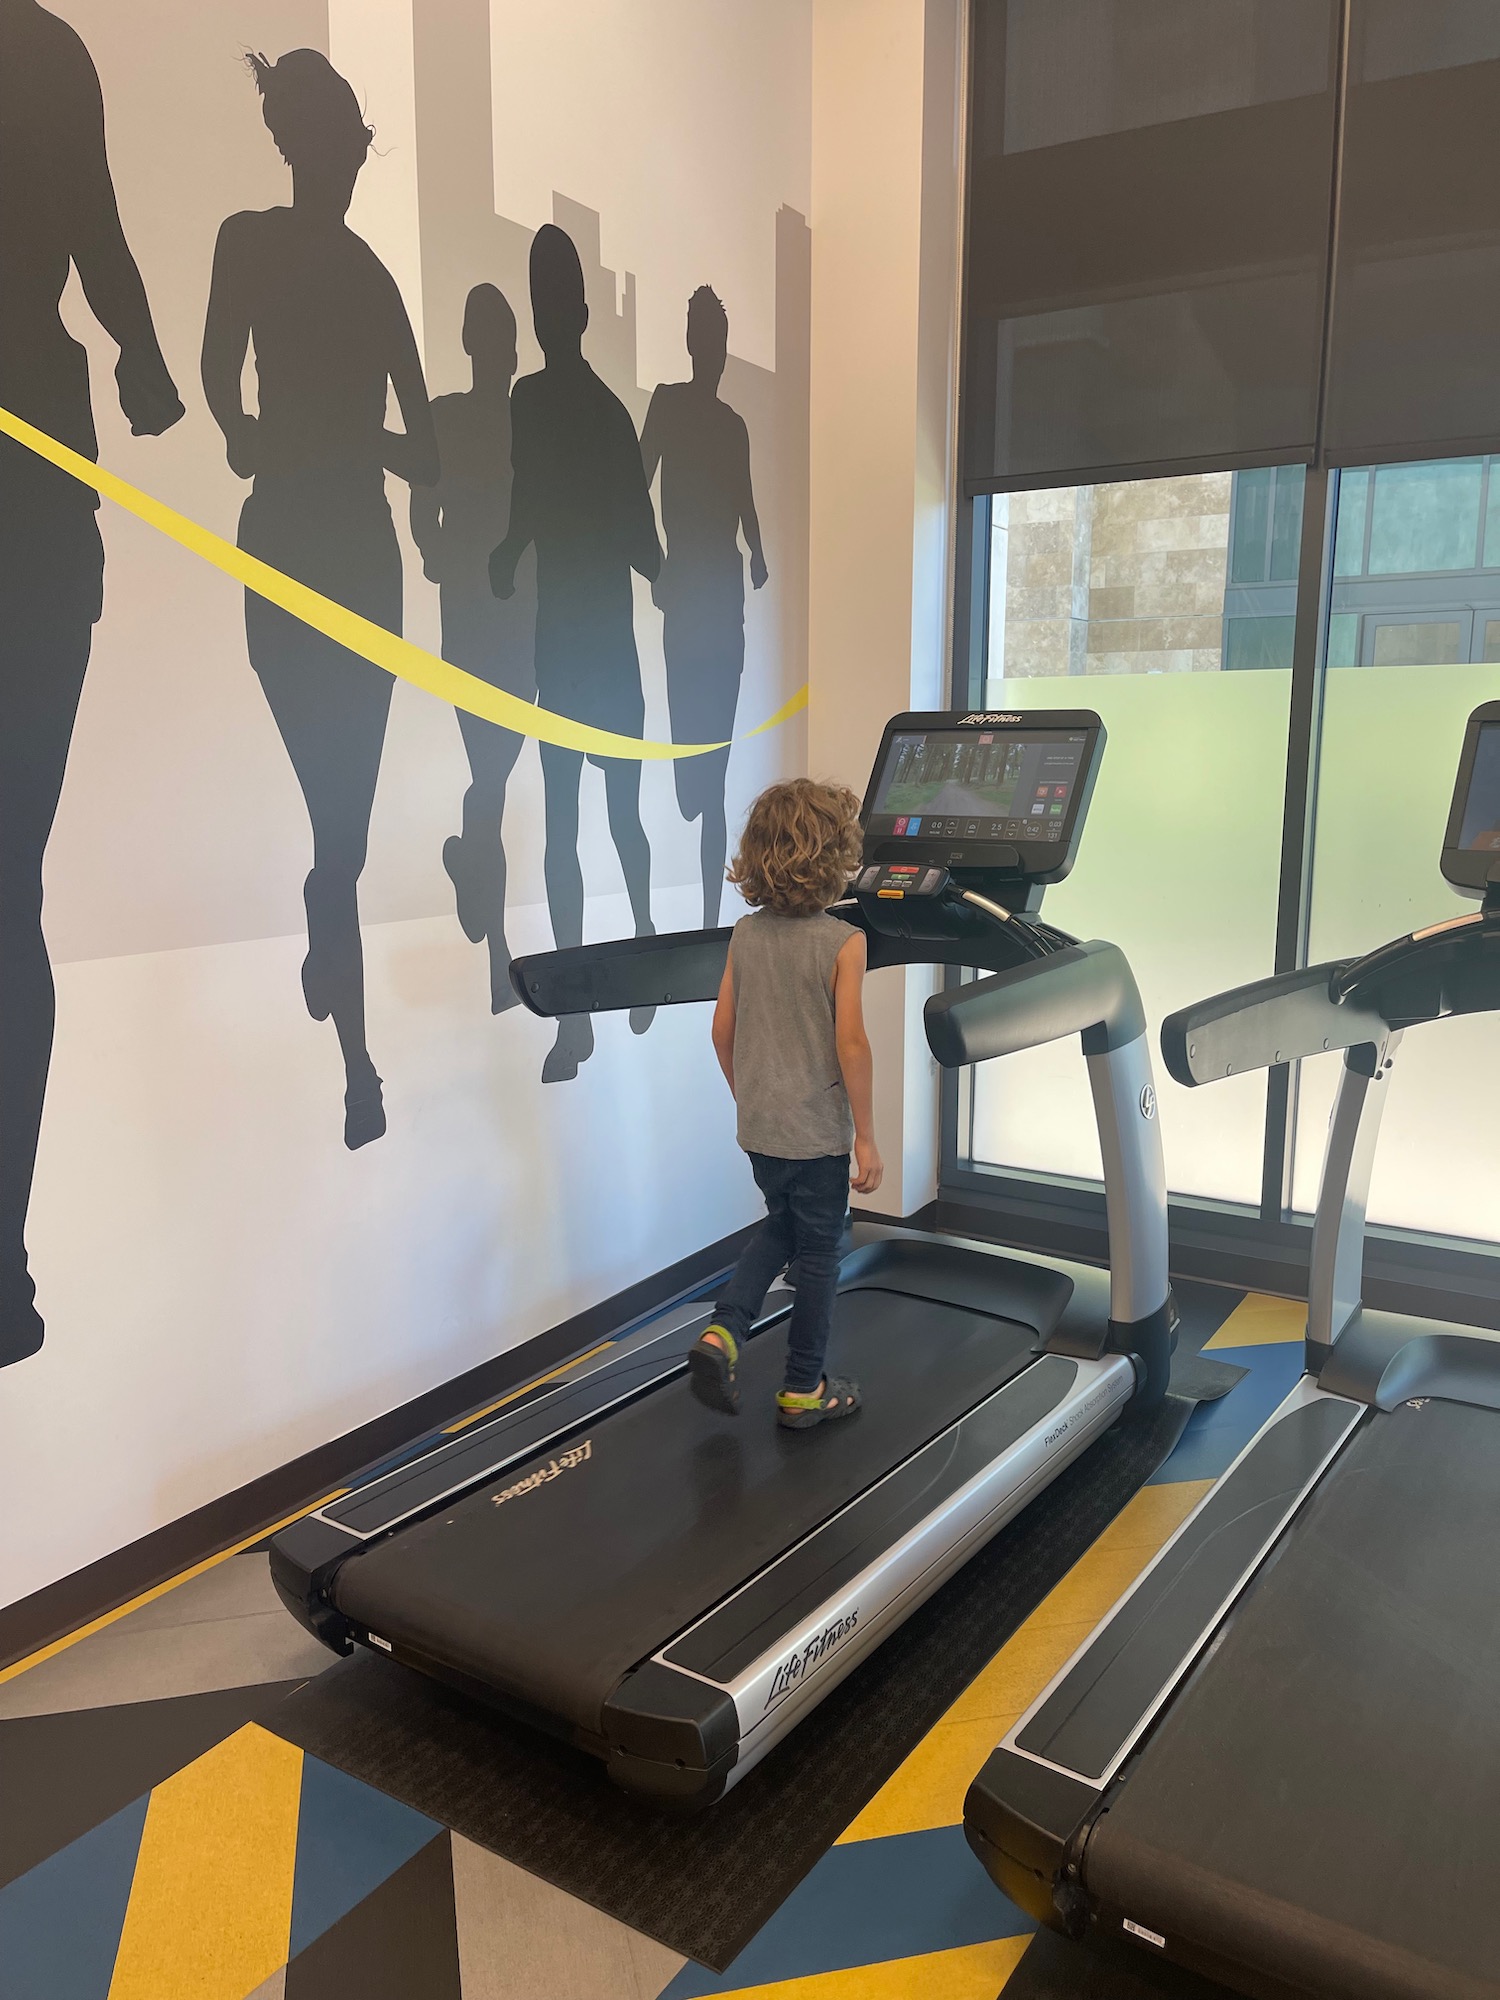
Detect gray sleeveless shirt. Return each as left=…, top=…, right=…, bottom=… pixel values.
left=729, top=910, right=857, bottom=1159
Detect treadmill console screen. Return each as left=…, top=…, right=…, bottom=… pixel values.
left=1442, top=703, right=1500, bottom=895
left=1456, top=725, right=1500, bottom=852
left=861, top=711, right=1102, bottom=882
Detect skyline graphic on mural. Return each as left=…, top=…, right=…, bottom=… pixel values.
left=0, top=0, right=183, bottom=1366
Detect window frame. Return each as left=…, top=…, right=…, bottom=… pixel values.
left=939, top=472, right=1500, bottom=1310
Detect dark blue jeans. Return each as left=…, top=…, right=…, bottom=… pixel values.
left=715, top=1152, right=850, bottom=1394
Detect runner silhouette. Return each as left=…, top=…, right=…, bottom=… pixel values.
left=641, top=286, right=767, bottom=927
left=202, top=49, right=437, bottom=1148
left=410, top=283, right=535, bottom=1013
left=0, top=0, right=183, bottom=1366
left=490, top=224, right=662, bottom=1081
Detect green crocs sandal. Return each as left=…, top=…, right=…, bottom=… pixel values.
left=689, top=1324, right=741, bottom=1414
left=776, top=1375, right=862, bottom=1430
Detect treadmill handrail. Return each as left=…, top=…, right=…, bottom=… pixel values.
left=509, top=902, right=1074, bottom=1018
left=925, top=943, right=1171, bottom=1344
left=512, top=928, right=732, bottom=1017
left=923, top=939, right=1145, bottom=1064
left=1159, top=962, right=1386, bottom=1088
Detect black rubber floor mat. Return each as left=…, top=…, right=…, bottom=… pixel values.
left=267, top=1389, right=1197, bottom=1971
left=1168, top=1352, right=1247, bottom=1404
left=1005, top=1927, right=1243, bottom=1999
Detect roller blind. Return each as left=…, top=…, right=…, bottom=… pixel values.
left=1323, top=1, right=1500, bottom=464
left=963, top=0, right=1341, bottom=493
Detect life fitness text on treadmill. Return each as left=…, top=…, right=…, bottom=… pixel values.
left=764, top=1609, right=860, bottom=1713
left=490, top=1440, right=592, bottom=1507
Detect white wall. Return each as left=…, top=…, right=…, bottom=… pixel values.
left=808, top=0, right=963, bottom=1216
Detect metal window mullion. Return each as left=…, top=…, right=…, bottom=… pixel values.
left=1260, top=468, right=1339, bottom=1224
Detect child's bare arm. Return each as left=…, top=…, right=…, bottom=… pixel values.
left=711, top=956, right=736, bottom=1096
left=833, top=932, right=883, bottom=1195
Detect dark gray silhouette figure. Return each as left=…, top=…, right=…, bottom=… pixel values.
left=641, top=286, right=767, bottom=928
left=410, top=283, right=535, bottom=1013
left=490, top=224, right=662, bottom=1082
left=203, top=49, right=438, bottom=1149
left=0, top=0, right=183, bottom=1366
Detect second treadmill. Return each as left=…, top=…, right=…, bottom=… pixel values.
left=271, top=708, right=1177, bottom=1807
left=964, top=700, right=1500, bottom=1998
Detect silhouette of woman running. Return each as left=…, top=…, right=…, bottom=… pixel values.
left=0, top=0, right=183, bottom=1365
left=203, top=50, right=437, bottom=1148
left=409, top=284, right=536, bottom=1014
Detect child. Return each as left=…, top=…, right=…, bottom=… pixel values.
left=689, top=779, right=883, bottom=1428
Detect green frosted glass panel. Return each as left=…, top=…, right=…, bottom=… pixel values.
left=1224, top=615, right=1295, bottom=672
left=1326, top=612, right=1358, bottom=668
left=1367, top=458, right=1482, bottom=575
left=1485, top=467, right=1500, bottom=569
left=1230, top=467, right=1272, bottom=584
left=1268, top=466, right=1305, bottom=582
left=1333, top=468, right=1369, bottom=576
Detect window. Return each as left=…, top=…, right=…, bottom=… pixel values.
left=952, top=453, right=1500, bottom=1259
left=1291, top=458, right=1500, bottom=1242
left=965, top=472, right=1296, bottom=1204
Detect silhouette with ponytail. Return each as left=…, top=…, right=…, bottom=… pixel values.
left=410, top=283, right=535, bottom=1012
left=490, top=224, right=662, bottom=1082
left=203, top=49, right=437, bottom=1148
left=0, top=0, right=183, bottom=1365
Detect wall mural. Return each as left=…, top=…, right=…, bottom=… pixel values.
left=0, top=0, right=810, bottom=1374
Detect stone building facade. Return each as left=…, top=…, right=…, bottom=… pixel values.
left=989, top=472, right=1233, bottom=680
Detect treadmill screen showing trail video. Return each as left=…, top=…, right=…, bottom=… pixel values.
left=867, top=728, right=1088, bottom=845
left=1457, top=723, right=1500, bottom=852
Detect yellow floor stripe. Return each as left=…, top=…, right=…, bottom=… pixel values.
left=0, top=1492, right=348, bottom=1688
left=1205, top=1291, right=1305, bottom=1348
left=709, top=1936, right=1032, bottom=1999
left=839, top=1480, right=1212, bottom=1842
left=108, top=1723, right=303, bottom=2000
left=442, top=1339, right=615, bottom=1432
left=3, top=1333, right=619, bottom=1685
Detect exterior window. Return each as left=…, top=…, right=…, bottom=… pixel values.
left=1291, top=464, right=1500, bottom=1243
left=968, top=473, right=1294, bottom=1204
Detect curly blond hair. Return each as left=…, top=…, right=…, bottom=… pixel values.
left=728, top=778, right=863, bottom=916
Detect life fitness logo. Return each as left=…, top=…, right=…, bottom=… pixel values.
left=1139, top=1084, right=1157, bottom=1121
left=961, top=712, right=1023, bottom=726
left=764, top=1609, right=860, bottom=1712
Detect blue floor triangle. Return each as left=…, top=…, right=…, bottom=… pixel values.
left=289, top=1755, right=442, bottom=1959
left=0, top=1793, right=149, bottom=2000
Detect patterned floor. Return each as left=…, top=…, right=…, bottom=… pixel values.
left=0, top=1286, right=1305, bottom=2000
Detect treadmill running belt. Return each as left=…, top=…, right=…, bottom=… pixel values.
left=333, top=1289, right=1036, bottom=1737
left=1086, top=1398, right=1500, bottom=2000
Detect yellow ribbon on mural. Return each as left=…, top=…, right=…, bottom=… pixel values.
left=0, top=404, right=807, bottom=761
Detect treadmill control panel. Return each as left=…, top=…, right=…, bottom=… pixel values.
left=861, top=709, right=1103, bottom=884
left=854, top=862, right=950, bottom=899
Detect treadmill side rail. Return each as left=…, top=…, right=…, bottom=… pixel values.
left=997, top=1379, right=1363, bottom=1790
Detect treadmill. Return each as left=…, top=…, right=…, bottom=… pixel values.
left=271, top=708, right=1177, bottom=1808
left=964, top=700, right=1500, bottom=1998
